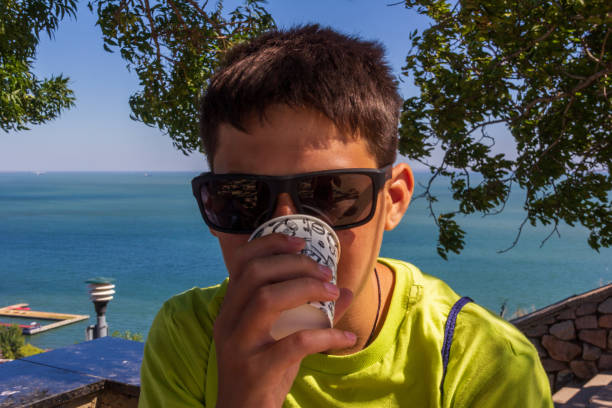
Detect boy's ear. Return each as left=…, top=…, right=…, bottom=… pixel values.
left=383, top=163, right=414, bottom=231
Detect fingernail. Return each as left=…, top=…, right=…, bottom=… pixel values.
left=324, top=282, right=339, bottom=296
left=318, top=264, right=332, bottom=279
left=344, top=331, right=357, bottom=342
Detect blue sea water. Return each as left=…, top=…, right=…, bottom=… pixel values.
left=1, top=172, right=610, bottom=349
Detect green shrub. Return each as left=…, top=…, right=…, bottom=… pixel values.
left=0, top=325, right=25, bottom=359
left=19, top=343, right=45, bottom=357
left=111, top=330, right=144, bottom=342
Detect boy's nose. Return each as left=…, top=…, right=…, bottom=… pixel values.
left=271, top=193, right=299, bottom=218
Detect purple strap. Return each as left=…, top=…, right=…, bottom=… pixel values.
left=440, top=296, right=473, bottom=401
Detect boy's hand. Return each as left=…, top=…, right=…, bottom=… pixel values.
left=214, top=233, right=355, bottom=408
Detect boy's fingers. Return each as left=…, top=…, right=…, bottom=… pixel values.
left=237, top=278, right=340, bottom=339
left=217, top=234, right=307, bottom=334
left=232, top=233, right=306, bottom=278
left=218, top=287, right=350, bottom=349
left=270, top=328, right=357, bottom=369
left=223, top=254, right=332, bottom=313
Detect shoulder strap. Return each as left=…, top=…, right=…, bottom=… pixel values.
left=440, top=296, right=473, bottom=402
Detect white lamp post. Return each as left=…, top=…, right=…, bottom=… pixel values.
left=85, top=277, right=116, bottom=340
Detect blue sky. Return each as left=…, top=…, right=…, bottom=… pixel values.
left=1, top=1, right=434, bottom=172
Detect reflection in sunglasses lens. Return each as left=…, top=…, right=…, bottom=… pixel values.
left=198, top=169, right=382, bottom=231
left=298, top=174, right=372, bottom=226
left=203, top=180, right=272, bottom=230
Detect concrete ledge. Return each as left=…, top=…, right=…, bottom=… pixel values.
left=0, top=337, right=143, bottom=407
left=554, top=372, right=612, bottom=407
left=512, top=284, right=612, bottom=327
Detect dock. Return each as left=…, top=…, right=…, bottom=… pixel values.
left=0, top=304, right=89, bottom=335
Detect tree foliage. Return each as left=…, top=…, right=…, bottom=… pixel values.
left=90, top=0, right=274, bottom=153
left=0, top=0, right=77, bottom=132
left=111, top=329, right=144, bottom=341
left=3, top=0, right=610, bottom=259
left=399, top=0, right=611, bottom=258
left=0, top=324, right=25, bottom=359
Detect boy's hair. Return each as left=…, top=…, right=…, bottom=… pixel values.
left=200, top=24, right=401, bottom=170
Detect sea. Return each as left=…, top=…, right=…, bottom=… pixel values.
left=1, top=172, right=610, bottom=350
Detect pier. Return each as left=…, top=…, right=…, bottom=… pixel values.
left=0, top=304, right=89, bottom=335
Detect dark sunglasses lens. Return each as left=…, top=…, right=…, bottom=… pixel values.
left=297, top=173, right=374, bottom=227
left=200, top=178, right=271, bottom=231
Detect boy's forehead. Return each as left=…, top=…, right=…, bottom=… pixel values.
left=243, top=105, right=355, bottom=146
left=213, top=105, right=377, bottom=174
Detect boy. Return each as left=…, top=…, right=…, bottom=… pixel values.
left=139, top=25, right=553, bottom=407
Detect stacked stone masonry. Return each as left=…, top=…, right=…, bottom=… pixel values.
left=511, top=284, right=612, bottom=393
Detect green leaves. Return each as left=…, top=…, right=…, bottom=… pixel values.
left=0, top=324, right=25, bottom=359
left=92, top=0, right=274, bottom=154
left=400, top=0, right=612, bottom=258
left=436, top=212, right=465, bottom=260
left=3, top=0, right=608, bottom=261
left=111, top=330, right=144, bottom=341
left=0, top=0, right=77, bottom=132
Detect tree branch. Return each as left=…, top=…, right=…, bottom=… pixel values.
left=540, top=217, right=561, bottom=248
left=498, top=213, right=529, bottom=253
left=182, top=0, right=222, bottom=32
left=165, top=0, right=192, bottom=39
left=142, top=0, right=162, bottom=66
left=520, top=63, right=612, bottom=117
left=112, top=0, right=128, bottom=26
left=414, top=151, right=450, bottom=227
left=561, top=69, right=587, bottom=81
left=599, top=28, right=610, bottom=63
left=466, top=118, right=507, bottom=137
left=581, top=37, right=602, bottom=65
left=496, top=25, right=557, bottom=69
left=531, top=94, right=576, bottom=171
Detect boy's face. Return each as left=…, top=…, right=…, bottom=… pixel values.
left=210, top=104, right=407, bottom=322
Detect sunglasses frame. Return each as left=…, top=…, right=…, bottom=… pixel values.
left=191, top=165, right=393, bottom=234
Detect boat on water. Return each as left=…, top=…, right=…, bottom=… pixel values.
left=0, top=321, right=41, bottom=330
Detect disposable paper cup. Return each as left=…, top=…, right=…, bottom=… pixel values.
left=249, top=214, right=340, bottom=340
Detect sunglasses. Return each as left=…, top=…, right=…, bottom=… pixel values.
left=191, top=165, right=393, bottom=234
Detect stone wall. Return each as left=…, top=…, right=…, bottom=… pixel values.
left=511, top=284, right=612, bottom=392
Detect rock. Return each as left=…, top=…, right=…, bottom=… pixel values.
left=556, top=308, right=576, bottom=320
left=598, top=298, right=612, bottom=314
left=529, top=337, right=547, bottom=358
left=541, top=358, right=568, bottom=372
left=599, top=353, right=612, bottom=370
left=599, top=314, right=612, bottom=328
left=577, top=302, right=598, bottom=316
left=541, top=335, right=581, bottom=362
left=550, top=320, right=576, bottom=340
left=583, top=343, right=602, bottom=360
left=576, top=315, right=598, bottom=330
left=609, top=330, right=612, bottom=350
left=524, top=324, right=548, bottom=337
left=570, top=360, right=598, bottom=379
left=556, top=369, right=574, bottom=389
left=578, top=329, right=607, bottom=349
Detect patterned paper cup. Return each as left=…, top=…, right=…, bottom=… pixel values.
left=249, top=214, right=341, bottom=340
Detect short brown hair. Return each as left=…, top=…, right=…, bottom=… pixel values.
left=200, top=24, right=401, bottom=170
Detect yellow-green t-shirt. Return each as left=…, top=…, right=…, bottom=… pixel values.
left=139, top=259, right=553, bottom=407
